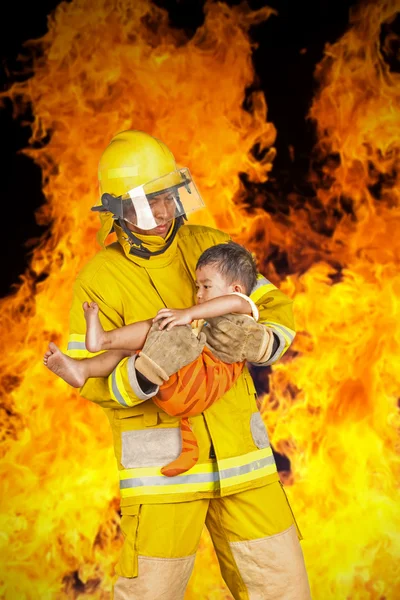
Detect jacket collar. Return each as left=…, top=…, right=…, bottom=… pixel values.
left=114, top=221, right=179, bottom=268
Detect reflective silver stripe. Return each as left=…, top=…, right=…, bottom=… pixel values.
left=111, top=369, right=130, bottom=407
left=119, top=455, right=274, bottom=489
left=252, top=277, right=272, bottom=293
left=120, top=471, right=219, bottom=489
left=220, top=455, right=275, bottom=479
left=264, top=322, right=295, bottom=342
left=67, top=341, right=86, bottom=350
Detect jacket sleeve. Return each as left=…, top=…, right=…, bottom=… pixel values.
left=249, top=274, right=296, bottom=366
left=67, top=275, right=159, bottom=409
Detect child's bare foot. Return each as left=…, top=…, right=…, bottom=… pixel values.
left=43, top=342, right=87, bottom=388
left=83, top=301, right=107, bottom=352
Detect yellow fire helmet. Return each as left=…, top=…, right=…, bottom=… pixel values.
left=93, top=130, right=205, bottom=257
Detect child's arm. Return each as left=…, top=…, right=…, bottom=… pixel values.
left=153, top=294, right=253, bottom=331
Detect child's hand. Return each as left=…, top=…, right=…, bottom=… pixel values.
left=153, top=308, right=193, bottom=331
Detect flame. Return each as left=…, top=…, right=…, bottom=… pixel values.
left=262, top=1, right=400, bottom=599
left=0, top=0, right=276, bottom=598
left=1, top=0, right=400, bottom=598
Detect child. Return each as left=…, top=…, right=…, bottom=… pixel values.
left=44, top=242, right=262, bottom=476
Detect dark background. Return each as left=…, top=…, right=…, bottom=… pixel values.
left=0, top=0, right=361, bottom=299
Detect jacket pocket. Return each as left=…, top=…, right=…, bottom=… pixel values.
left=121, top=428, right=181, bottom=469
left=115, top=509, right=140, bottom=578
left=116, top=404, right=158, bottom=427
left=116, top=404, right=180, bottom=427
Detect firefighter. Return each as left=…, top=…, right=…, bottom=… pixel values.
left=67, top=130, right=311, bottom=599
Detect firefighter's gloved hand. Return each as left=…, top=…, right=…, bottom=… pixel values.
left=203, top=314, right=274, bottom=364
left=135, top=322, right=206, bottom=386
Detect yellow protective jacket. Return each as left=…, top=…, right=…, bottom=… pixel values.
left=67, top=224, right=296, bottom=510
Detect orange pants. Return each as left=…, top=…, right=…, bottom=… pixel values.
left=153, top=347, right=243, bottom=476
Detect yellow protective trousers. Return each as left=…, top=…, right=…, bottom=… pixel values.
left=113, top=480, right=311, bottom=600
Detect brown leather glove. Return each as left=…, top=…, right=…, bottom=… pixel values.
left=202, top=314, right=274, bottom=364
left=135, top=322, right=206, bottom=385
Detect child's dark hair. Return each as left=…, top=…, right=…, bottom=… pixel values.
left=196, top=241, right=258, bottom=295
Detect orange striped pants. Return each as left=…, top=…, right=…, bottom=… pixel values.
left=153, top=347, right=243, bottom=476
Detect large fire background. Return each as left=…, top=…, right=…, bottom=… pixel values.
left=1, top=0, right=400, bottom=598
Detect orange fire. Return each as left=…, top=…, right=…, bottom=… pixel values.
left=0, top=0, right=399, bottom=598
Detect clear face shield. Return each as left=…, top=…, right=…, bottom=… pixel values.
left=96, top=168, right=204, bottom=231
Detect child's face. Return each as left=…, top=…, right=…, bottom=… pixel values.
left=195, top=264, right=238, bottom=304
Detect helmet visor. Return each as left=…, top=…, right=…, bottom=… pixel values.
left=119, top=168, right=204, bottom=230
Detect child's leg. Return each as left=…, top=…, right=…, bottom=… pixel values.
left=84, top=302, right=152, bottom=353
left=44, top=342, right=130, bottom=388
left=161, top=417, right=198, bottom=477
left=154, top=348, right=244, bottom=477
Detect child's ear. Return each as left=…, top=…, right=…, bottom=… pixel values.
left=233, top=283, right=244, bottom=294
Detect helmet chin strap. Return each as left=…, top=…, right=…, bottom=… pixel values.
left=118, top=217, right=184, bottom=259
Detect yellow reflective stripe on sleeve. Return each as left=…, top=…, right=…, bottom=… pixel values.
left=67, top=334, right=87, bottom=358
left=69, top=334, right=86, bottom=343
left=119, top=447, right=276, bottom=498
left=110, top=364, right=135, bottom=408
left=250, top=277, right=276, bottom=304
left=263, top=321, right=296, bottom=345
left=67, top=334, right=86, bottom=349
